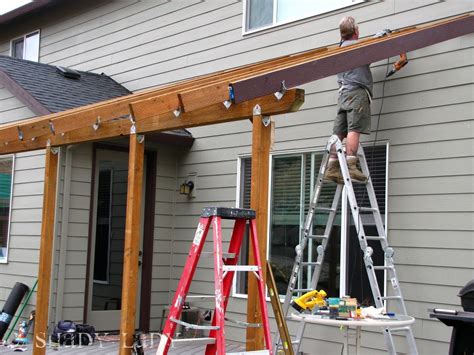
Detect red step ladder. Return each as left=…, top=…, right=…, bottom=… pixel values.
left=157, top=207, right=272, bottom=355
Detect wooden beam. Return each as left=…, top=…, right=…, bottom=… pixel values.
left=246, top=109, right=273, bottom=351
left=0, top=89, right=304, bottom=155
left=33, top=145, right=59, bottom=355
left=232, top=13, right=474, bottom=102
left=119, top=133, right=145, bottom=355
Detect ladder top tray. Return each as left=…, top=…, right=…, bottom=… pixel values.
left=201, top=207, right=256, bottom=219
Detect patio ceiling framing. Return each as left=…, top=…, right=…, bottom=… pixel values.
left=2, top=11, right=467, bottom=355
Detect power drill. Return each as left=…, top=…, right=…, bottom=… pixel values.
left=386, top=53, right=408, bottom=77
left=290, top=289, right=327, bottom=313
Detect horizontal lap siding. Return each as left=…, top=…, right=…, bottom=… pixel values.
left=0, top=0, right=472, bottom=353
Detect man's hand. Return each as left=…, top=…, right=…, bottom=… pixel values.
left=374, top=29, right=392, bottom=38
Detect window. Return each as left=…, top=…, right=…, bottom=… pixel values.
left=0, top=156, right=14, bottom=263
left=93, top=168, right=113, bottom=283
left=11, top=31, right=40, bottom=62
left=235, top=144, right=387, bottom=306
left=244, top=0, right=364, bottom=33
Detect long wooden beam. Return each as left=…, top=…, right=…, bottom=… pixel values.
left=182, top=13, right=474, bottom=106
left=232, top=13, right=474, bottom=102
left=0, top=89, right=304, bottom=155
left=33, top=146, right=59, bottom=355
left=246, top=109, right=273, bottom=351
left=119, top=133, right=145, bottom=355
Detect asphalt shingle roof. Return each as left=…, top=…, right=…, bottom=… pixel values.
left=0, top=55, right=131, bottom=113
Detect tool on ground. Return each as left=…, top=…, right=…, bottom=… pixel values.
left=290, top=290, right=327, bottom=313
left=266, top=261, right=294, bottom=355
left=157, top=207, right=272, bottom=355
left=274, top=135, right=418, bottom=355
left=386, top=53, right=408, bottom=77
left=12, top=311, right=35, bottom=345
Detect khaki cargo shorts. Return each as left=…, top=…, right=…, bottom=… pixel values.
left=333, top=87, right=371, bottom=135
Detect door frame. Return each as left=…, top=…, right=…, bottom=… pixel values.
left=83, top=143, right=156, bottom=332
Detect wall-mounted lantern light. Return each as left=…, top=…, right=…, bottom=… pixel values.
left=180, top=180, right=195, bottom=195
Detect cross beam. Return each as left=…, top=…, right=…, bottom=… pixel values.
left=0, top=89, right=304, bottom=155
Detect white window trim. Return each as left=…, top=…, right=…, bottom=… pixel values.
left=10, top=29, right=40, bottom=61
left=242, top=0, right=365, bottom=35
left=232, top=141, right=389, bottom=300
left=0, top=154, right=15, bottom=264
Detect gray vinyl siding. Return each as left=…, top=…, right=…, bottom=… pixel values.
left=0, top=0, right=471, bottom=353
left=0, top=86, right=40, bottom=320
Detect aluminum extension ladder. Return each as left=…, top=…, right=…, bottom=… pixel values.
left=157, top=207, right=272, bottom=355
left=277, top=135, right=418, bottom=355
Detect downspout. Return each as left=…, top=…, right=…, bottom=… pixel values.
left=54, top=145, right=74, bottom=323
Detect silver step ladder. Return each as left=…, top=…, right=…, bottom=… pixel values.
left=277, top=135, right=418, bottom=354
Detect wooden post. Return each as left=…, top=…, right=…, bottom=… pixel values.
left=119, top=133, right=145, bottom=355
left=246, top=105, right=273, bottom=351
left=33, top=145, right=59, bottom=354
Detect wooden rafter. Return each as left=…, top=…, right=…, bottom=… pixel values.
left=0, top=89, right=304, bottom=155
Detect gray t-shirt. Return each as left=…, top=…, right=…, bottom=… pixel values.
left=336, top=39, right=373, bottom=97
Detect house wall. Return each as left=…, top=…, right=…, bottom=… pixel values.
left=0, top=86, right=41, bottom=323
left=0, top=0, right=472, bottom=353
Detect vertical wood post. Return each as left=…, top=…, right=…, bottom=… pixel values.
left=246, top=106, right=273, bottom=351
left=33, top=145, right=59, bottom=354
left=119, top=133, right=145, bottom=355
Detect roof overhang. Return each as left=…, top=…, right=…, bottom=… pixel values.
left=0, top=0, right=55, bottom=25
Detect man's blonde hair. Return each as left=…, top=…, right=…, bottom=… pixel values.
left=339, top=16, right=358, bottom=40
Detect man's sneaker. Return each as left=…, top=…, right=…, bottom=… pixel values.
left=347, top=157, right=368, bottom=182
left=324, top=160, right=343, bottom=184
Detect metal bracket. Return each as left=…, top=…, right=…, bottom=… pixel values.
left=173, top=106, right=182, bottom=118
left=137, top=134, right=145, bottom=144
left=262, top=116, right=271, bottom=127
left=51, top=147, right=60, bottom=155
left=129, top=115, right=136, bottom=135
left=92, top=116, right=101, bottom=131
left=253, top=104, right=261, bottom=116
left=385, top=247, right=395, bottom=258
left=223, top=85, right=235, bottom=109
left=49, top=121, right=56, bottom=135
left=17, top=127, right=23, bottom=141
left=274, top=80, right=287, bottom=101
left=364, top=247, right=373, bottom=259
left=223, top=100, right=232, bottom=109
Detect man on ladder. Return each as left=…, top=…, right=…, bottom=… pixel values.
left=325, top=16, right=372, bottom=184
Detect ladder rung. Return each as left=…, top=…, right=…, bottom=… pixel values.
left=365, top=236, right=386, bottom=241
left=359, top=207, right=378, bottom=213
left=186, top=295, right=221, bottom=300
left=223, top=265, right=259, bottom=272
left=225, top=317, right=261, bottom=328
left=172, top=337, right=216, bottom=345
left=373, top=265, right=394, bottom=271
left=170, top=317, right=220, bottom=330
left=300, top=261, right=321, bottom=266
left=292, top=288, right=312, bottom=293
left=307, top=234, right=328, bottom=240
left=389, top=326, right=412, bottom=332
left=227, top=351, right=270, bottom=355
left=315, top=206, right=336, bottom=212
left=201, top=252, right=236, bottom=259
left=380, top=296, right=402, bottom=301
